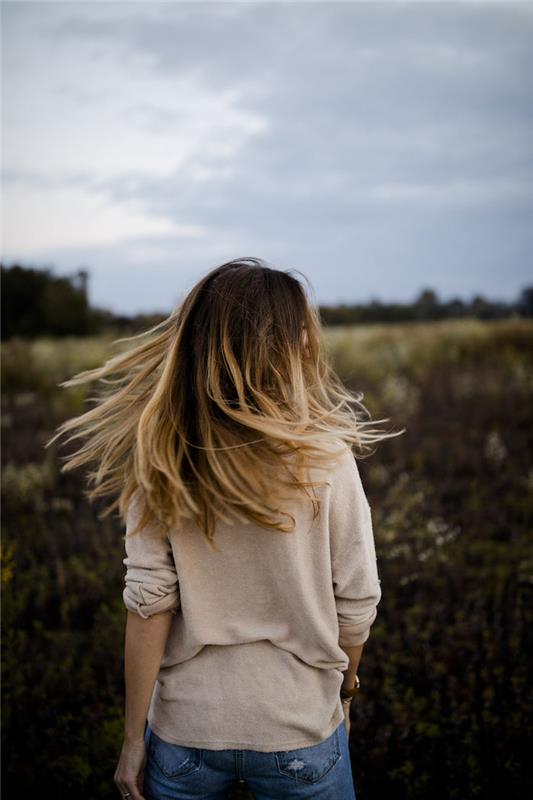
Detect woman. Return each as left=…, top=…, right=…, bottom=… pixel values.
left=49, top=257, right=403, bottom=800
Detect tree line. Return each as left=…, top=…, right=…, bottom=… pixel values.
left=2, top=262, right=532, bottom=340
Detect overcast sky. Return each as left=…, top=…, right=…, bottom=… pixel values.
left=2, top=0, right=532, bottom=314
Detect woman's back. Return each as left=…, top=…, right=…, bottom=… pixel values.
left=123, top=443, right=382, bottom=751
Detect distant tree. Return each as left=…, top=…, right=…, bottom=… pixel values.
left=471, top=293, right=493, bottom=320
left=414, top=288, right=440, bottom=320
left=1, top=264, right=102, bottom=339
left=517, top=286, right=533, bottom=317
left=446, top=297, right=467, bottom=319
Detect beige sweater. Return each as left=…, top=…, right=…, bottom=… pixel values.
left=122, top=444, right=382, bottom=751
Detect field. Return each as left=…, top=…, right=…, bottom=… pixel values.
left=2, top=318, right=532, bottom=799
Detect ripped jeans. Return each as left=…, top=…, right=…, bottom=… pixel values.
left=142, top=719, right=357, bottom=799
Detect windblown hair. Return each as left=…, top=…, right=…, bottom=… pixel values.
left=46, top=257, right=404, bottom=551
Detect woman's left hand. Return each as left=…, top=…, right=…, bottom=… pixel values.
left=342, top=700, right=351, bottom=738
left=114, top=737, right=148, bottom=800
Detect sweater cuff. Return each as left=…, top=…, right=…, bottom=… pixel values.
left=123, top=584, right=180, bottom=619
left=338, top=625, right=371, bottom=648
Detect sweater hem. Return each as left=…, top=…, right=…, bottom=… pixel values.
left=147, top=702, right=345, bottom=753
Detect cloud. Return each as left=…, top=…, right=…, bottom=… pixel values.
left=2, top=0, right=532, bottom=312
left=3, top=181, right=208, bottom=256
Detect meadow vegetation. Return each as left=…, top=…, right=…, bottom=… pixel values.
left=1, top=318, right=532, bottom=799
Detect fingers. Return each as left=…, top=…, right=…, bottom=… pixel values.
left=343, top=703, right=351, bottom=738
left=114, top=738, right=148, bottom=800
left=114, top=773, right=146, bottom=800
left=115, top=781, right=145, bottom=800
left=125, top=783, right=145, bottom=800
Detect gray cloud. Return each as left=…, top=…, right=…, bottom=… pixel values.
left=3, top=1, right=533, bottom=313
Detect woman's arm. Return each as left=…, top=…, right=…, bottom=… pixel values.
left=123, top=609, right=174, bottom=743
left=114, top=493, right=181, bottom=799
left=329, top=448, right=382, bottom=650
left=120, top=492, right=180, bottom=735
left=329, top=449, right=382, bottom=736
left=114, top=610, right=173, bottom=800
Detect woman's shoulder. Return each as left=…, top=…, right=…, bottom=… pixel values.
left=306, top=439, right=355, bottom=491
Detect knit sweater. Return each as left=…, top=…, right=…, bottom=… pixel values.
left=122, top=444, right=382, bottom=752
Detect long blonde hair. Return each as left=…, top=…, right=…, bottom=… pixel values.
left=46, top=257, right=404, bottom=550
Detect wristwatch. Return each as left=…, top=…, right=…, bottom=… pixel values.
left=340, top=674, right=360, bottom=704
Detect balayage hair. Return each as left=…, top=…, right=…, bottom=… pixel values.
left=46, top=257, right=404, bottom=551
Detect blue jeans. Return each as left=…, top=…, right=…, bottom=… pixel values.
left=142, top=719, right=357, bottom=799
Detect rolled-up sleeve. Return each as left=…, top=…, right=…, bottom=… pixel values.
left=329, top=448, right=382, bottom=647
left=122, top=493, right=180, bottom=619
